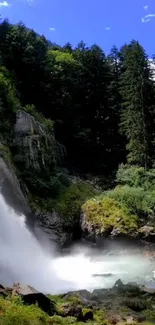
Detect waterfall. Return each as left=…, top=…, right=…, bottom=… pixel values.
left=0, top=192, right=153, bottom=294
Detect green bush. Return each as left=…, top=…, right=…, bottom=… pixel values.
left=0, top=66, right=20, bottom=142
left=113, top=165, right=155, bottom=221
left=82, top=196, right=138, bottom=234
left=116, top=164, right=155, bottom=190
left=105, top=185, right=155, bottom=218
left=0, top=296, right=48, bottom=325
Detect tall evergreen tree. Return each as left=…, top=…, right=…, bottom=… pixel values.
left=120, top=40, right=155, bottom=168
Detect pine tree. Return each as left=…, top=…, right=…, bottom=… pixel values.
left=120, top=40, right=155, bottom=169
left=107, top=46, right=126, bottom=167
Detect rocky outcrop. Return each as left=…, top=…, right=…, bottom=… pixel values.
left=12, top=110, right=56, bottom=172
left=0, top=283, right=56, bottom=316
left=0, top=110, right=67, bottom=246
left=53, top=280, right=155, bottom=324
left=80, top=196, right=155, bottom=244
left=35, top=210, right=72, bottom=247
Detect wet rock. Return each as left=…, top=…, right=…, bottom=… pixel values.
left=35, top=210, right=70, bottom=247
left=13, top=110, right=50, bottom=172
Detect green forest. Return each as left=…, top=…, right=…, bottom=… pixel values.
left=1, top=18, right=155, bottom=242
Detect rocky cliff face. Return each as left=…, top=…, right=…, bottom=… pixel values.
left=0, top=109, right=58, bottom=236
left=12, top=110, right=56, bottom=173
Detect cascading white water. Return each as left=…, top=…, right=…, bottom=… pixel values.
left=0, top=192, right=154, bottom=294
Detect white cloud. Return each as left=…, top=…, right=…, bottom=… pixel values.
left=26, top=0, right=35, bottom=5
left=0, top=1, right=9, bottom=6
left=144, top=5, right=148, bottom=11
left=105, top=27, right=111, bottom=30
left=49, top=27, right=56, bottom=31
left=142, top=13, right=155, bottom=23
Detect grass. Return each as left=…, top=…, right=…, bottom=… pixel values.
left=0, top=296, right=48, bottom=325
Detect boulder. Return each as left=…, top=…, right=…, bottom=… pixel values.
left=12, top=283, right=56, bottom=316
left=22, top=293, right=56, bottom=316
left=61, top=303, right=93, bottom=322
left=0, top=284, right=9, bottom=297
left=12, top=283, right=38, bottom=296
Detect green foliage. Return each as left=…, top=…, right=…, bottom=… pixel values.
left=103, top=165, right=155, bottom=225
left=116, top=164, right=155, bottom=190
left=120, top=40, right=155, bottom=168
left=0, top=143, right=12, bottom=161
left=105, top=185, right=155, bottom=218
left=82, top=196, right=138, bottom=234
left=0, top=296, right=48, bottom=325
left=49, top=315, right=77, bottom=325
left=48, top=50, right=80, bottom=66
left=0, top=19, right=155, bottom=175
left=55, top=181, right=98, bottom=232
left=0, top=66, right=19, bottom=142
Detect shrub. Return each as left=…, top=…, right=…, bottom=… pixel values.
left=105, top=185, right=155, bottom=218
left=0, top=296, right=48, bottom=325
left=82, top=196, right=138, bottom=234
left=116, top=164, right=155, bottom=190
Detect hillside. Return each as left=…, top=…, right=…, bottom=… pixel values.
left=0, top=19, right=155, bottom=247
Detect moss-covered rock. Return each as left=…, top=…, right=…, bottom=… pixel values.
left=81, top=196, right=138, bottom=239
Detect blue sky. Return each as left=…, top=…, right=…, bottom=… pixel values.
left=0, top=0, right=155, bottom=56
